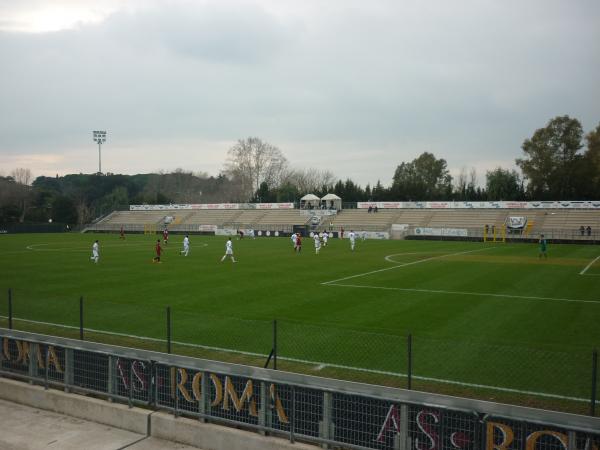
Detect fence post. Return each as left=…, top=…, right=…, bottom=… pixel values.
left=8, top=288, right=12, bottom=330
left=128, top=361, right=133, bottom=408
left=290, top=385, right=296, bottom=443
left=79, top=296, right=84, bottom=340
left=407, top=333, right=412, bottom=390
left=44, top=346, right=50, bottom=390
left=167, top=307, right=172, bottom=354
left=592, top=349, right=598, bottom=417
left=273, top=320, right=277, bottom=370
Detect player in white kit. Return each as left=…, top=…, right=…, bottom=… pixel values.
left=313, top=233, right=321, bottom=254
left=291, top=233, right=297, bottom=249
left=90, top=240, right=99, bottom=263
left=349, top=230, right=356, bottom=251
left=220, top=238, right=237, bottom=263
left=322, top=231, right=329, bottom=246
left=180, top=235, right=190, bottom=256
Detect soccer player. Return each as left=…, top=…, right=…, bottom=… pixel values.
left=180, top=235, right=190, bottom=256
left=349, top=230, right=356, bottom=251
left=221, top=238, right=237, bottom=263
left=322, top=231, right=329, bottom=246
left=539, top=234, right=548, bottom=259
left=119, top=225, right=125, bottom=240
left=153, top=239, right=162, bottom=263
left=90, top=240, right=99, bottom=263
left=163, top=228, right=169, bottom=245
left=295, top=233, right=302, bottom=253
left=291, top=232, right=297, bottom=250
left=314, top=233, right=321, bottom=254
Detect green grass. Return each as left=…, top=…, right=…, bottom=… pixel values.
left=1, top=232, right=599, bottom=413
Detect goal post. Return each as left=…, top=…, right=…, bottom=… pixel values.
left=483, top=224, right=506, bottom=243
left=144, top=224, right=157, bottom=235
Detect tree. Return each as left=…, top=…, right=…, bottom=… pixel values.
left=52, top=195, right=78, bottom=224
left=281, top=168, right=335, bottom=196
left=485, top=168, right=523, bottom=200
left=224, top=137, right=288, bottom=201
left=372, top=180, right=387, bottom=200
left=253, top=181, right=276, bottom=202
left=10, top=168, right=33, bottom=222
left=516, top=116, right=584, bottom=199
left=390, top=153, right=452, bottom=200
left=579, top=123, right=600, bottom=198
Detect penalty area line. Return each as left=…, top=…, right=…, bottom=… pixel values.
left=579, top=255, right=600, bottom=275
left=325, top=283, right=600, bottom=305
left=0, top=315, right=587, bottom=403
left=322, top=246, right=498, bottom=285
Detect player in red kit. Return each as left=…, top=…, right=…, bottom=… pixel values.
left=163, top=228, right=169, bottom=245
left=120, top=225, right=125, bottom=240
left=153, top=239, right=162, bottom=263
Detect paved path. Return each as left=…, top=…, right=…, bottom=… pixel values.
left=0, top=398, right=202, bottom=450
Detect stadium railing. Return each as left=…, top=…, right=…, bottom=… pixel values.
left=1, top=328, right=599, bottom=450
left=1, top=297, right=598, bottom=416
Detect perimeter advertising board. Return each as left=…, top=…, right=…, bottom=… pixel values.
left=357, top=201, right=600, bottom=209
left=1, top=335, right=599, bottom=450
left=130, top=203, right=294, bottom=211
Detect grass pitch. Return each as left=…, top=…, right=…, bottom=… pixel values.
left=1, top=232, right=599, bottom=411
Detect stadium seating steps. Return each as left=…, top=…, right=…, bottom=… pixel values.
left=94, top=207, right=599, bottom=237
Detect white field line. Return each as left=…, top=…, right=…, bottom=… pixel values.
left=19, top=242, right=209, bottom=253
left=384, top=252, right=448, bottom=263
left=0, top=315, right=587, bottom=403
left=322, top=246, right=498, bottom=285
left=579, top=255, right=600, bottom=275
left=326, top=284, right=600, bottom=305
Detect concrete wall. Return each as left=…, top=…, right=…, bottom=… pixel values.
left=0, top=378, right=317, bottom=450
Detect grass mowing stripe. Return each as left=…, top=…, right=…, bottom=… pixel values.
left=579, top=255, right=600, bottom=275
left=325, top=283, right=600, bottom=305
left=322, top=246, right=499, bottom=285
left=0, top=315, right=587, bottom=403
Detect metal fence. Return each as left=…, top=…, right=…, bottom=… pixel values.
left=0, top=328, right=599, bottom=450
left=1, top=292, right=598, bottom=414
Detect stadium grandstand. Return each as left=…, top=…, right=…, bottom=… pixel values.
left=87, top=199, right=600, bottom=242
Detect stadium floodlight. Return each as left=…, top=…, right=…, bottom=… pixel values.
left=92, top=130, right=107, bottom=174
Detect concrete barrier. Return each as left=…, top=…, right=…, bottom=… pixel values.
left=0, top=378, right=150, bottom=435
left=0, top=378, right=319, bottom=450
left=151, top=411, right=317, bottom=450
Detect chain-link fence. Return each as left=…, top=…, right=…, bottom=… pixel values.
left=1, top=329, right=599, bottom=450
left=0, top=290, right=597, bottom=415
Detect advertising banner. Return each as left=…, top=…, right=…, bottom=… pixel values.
left=506, top=217, right=527, bottom=229
left=415, top=227, right=468, bottom=237
left=357, top=201, right=600, bottom=210
left=130, top=203, right=295, bottom=211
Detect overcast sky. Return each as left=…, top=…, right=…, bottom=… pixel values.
left=1, top=0, right=599, bottom=187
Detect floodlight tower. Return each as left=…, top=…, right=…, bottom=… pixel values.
left=92, top=130, right=107, bottom=174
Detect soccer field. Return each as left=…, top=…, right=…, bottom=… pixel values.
left=1, top=232, right=599, bottom=411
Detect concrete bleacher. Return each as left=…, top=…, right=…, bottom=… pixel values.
left=226, top=210, right=266, bottom=227
left=329, top=209, right=398, bottom=230
left=256, top=210, right=310, bottom=226
left=533, top=210, right=599, bottom=237
left=183, top=210, right=241, bottom=225
left=106, top=211, right=167, bottom=224
left=89, top=206, right=599, bottom=240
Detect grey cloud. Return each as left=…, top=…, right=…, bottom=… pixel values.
left=0, top=0, right=599, bottom=187
left=104, top=3, right=298, bottom=64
